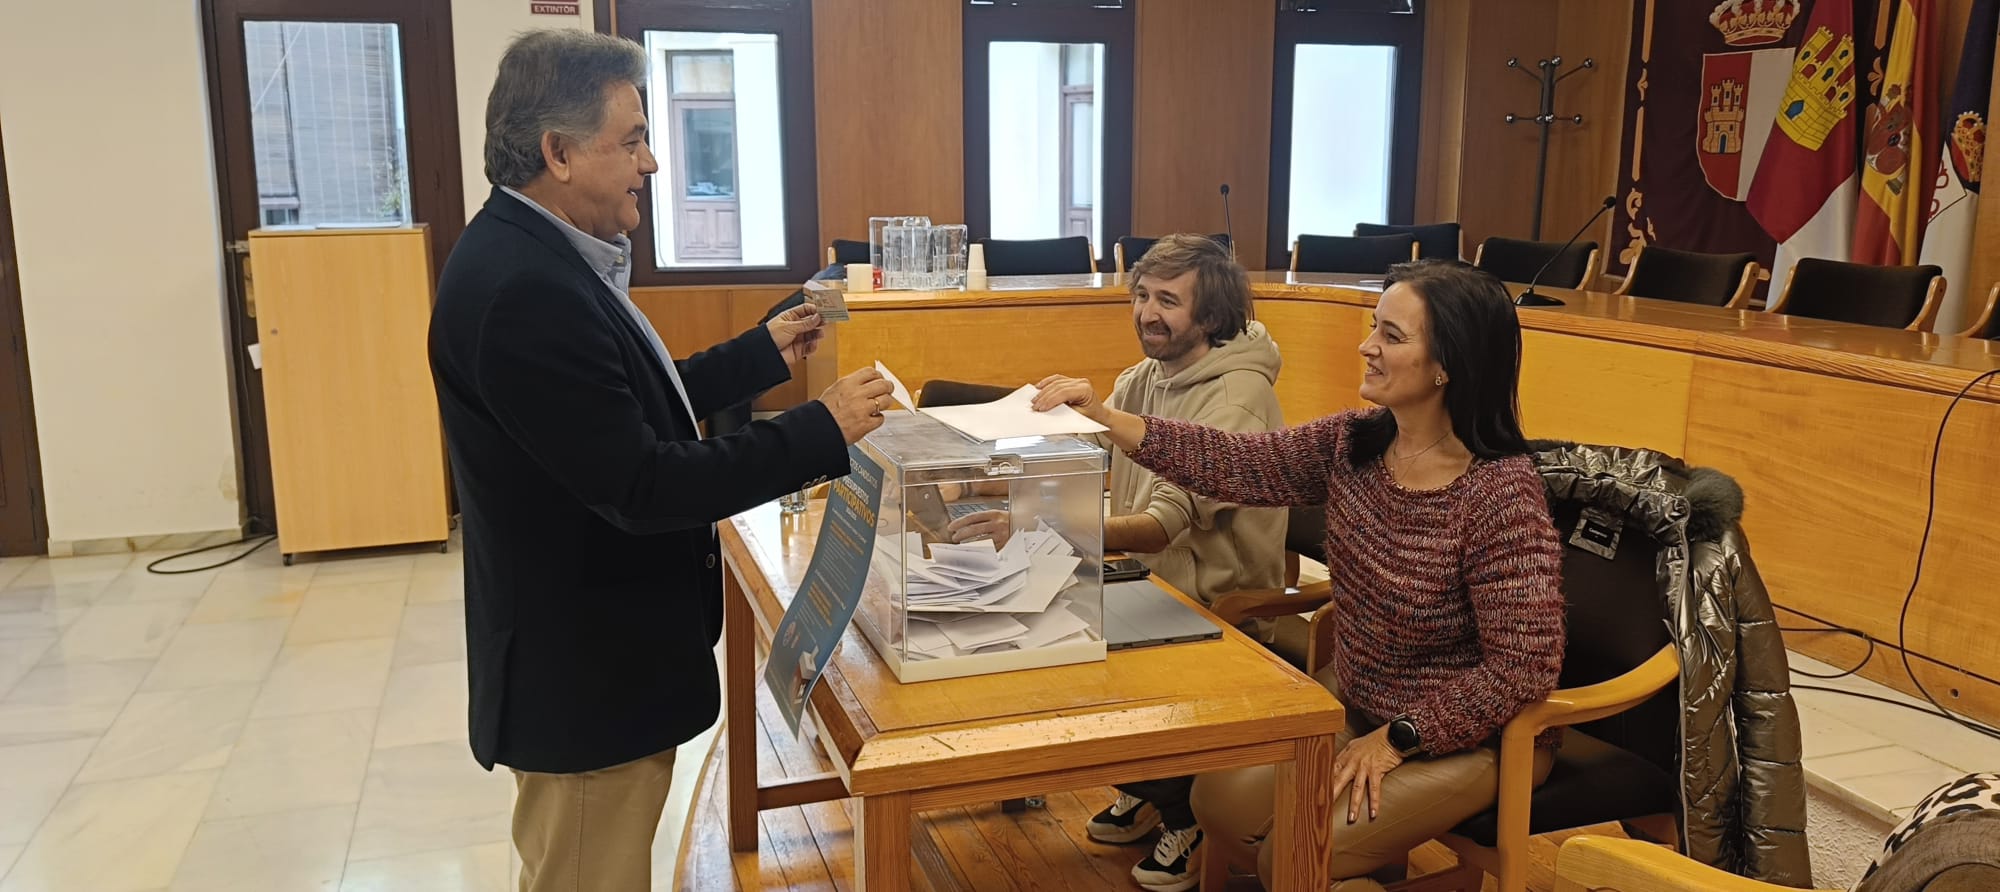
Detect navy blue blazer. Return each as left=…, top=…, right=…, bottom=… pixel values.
left=429, top=188, right=848, bottom=773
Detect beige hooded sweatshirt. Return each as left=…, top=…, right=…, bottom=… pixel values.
left=1102, top=321, right=1288, bottom=604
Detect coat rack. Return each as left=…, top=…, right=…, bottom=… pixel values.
left=1503, top=55, right=1594, bottom=239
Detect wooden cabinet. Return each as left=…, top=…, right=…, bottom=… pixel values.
left=248, top=226, right=449, bottom=562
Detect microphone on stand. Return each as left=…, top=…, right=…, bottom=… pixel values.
left=1219, top=184, right=1235, bottom=256
left=1515, top=196, right=1616, bottom=307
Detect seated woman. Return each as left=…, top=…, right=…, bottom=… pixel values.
left=1032, top=259, right=1566, bottom=891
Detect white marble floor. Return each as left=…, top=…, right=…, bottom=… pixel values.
left=0, top=534, right=715, bottom=892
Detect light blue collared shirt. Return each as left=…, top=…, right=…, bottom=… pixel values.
left=500, top=187, right=697, bottom=429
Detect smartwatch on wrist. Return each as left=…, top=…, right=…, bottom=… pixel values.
left=1387, top=715, right=1423, bottom=758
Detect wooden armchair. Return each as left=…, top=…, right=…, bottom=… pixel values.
left=1553, top=836, right=1837, bottom=892
left=1960, top=283, right=2000, bottom=339
left=1207, top=495, right=1685, bottom=892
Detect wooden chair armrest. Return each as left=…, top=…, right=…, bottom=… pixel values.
left=1504, top=645, right=1679, bottom=745
left=1553, top=836, right=1829, bottom=892
left=1209, top=580, right=1333, bottom=625
left=1908, top=275, right=1947, bottom=332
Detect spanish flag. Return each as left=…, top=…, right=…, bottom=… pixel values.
left=1852, top=0, right=1940, bottom=265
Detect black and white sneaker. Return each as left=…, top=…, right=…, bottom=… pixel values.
left=1131, top=825, right=1202, bottom=892
left=1085, top=793, right=1161, bottom=844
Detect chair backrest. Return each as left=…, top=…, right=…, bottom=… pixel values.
left=1475, top=236, right=1599, bottom=288
left=1284, top=504, right=1326, bottom=565
left=1543, top=495, right=1679, bottom=776
left=1114, top=233, right=1232, bottom=274
left=1354, top=222, right=1461, bottom=261
left=1779, top=258, right=1943, bottom=329
left=1960, top=283, right=2000, bottom=339
left=828, top=238, right=870, bottom=266
left=1621, top=245, right=1757, bottom=307
left=1291, top=233, right=1417, bottom=275
left=915, top=380, right=1013, bottom=409
left=979, top=236, right=1095, bottom=277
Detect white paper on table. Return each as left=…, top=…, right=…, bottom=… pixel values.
left=935, top=613, right=1030, bottom=650
left=1013, top=605, right=1092, bottom=650
left=875, top=360, right=917, bottom=411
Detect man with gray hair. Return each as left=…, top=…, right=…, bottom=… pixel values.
left=429, top=29, right=893, bottom=890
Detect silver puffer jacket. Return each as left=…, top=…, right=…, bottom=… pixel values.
left=1532, top=441, right=1813, bottom=887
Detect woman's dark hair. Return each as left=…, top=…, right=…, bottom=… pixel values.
left=1348, top=259, right=1530, bottom=466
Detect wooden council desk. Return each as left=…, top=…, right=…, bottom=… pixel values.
left=816, top=272, right=2000, bottom=728
left=720, top=501, right=1344, bottom=890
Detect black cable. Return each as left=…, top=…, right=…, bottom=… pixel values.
left=1779, top=623, right=1873, bottom=679
left=145, top=517, right=279, bottom=575
left=1889, top=367, right=2000, bottom=742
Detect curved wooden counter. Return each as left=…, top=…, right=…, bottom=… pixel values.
left=818, top=272, right=2000, bottom=727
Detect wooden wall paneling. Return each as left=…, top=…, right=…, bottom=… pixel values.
left=1256, top=299, right=1368, bottom=423
left=1131, top=0, right=1276, bottom=267
left=1453, top=0, right=1558, bottom=252
left=1540, top=0, right=1632, bottom=280
left=811, top=0, right=964, bottom=245
left=1681, top=357, right=2000, bottom=688
left=633, top=287, right=735, bottom=362
left=1517, top=329, right=1691, bottom=454
left=829, top=302, right=1139, bottom=405
left=1414, top=0, right=1471, bottom=229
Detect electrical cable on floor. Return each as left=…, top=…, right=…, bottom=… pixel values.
left=1780, top=623, right=1873, bottom=679
left=1788, top=368, right=2000, bottom=743
left=144, top=517, right=279, bottom=575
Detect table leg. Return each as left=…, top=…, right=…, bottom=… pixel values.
left=854, top=791, right=913, bottom=891
left=725, top=570, right=758, bottom=853
left=1199, top=831, right=1233, bottom=891
left=1269, top=734, right=1338, bottom=891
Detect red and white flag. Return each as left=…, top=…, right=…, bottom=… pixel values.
left=1746, top=0, right=1861, bottom=302
left=1917, top=0, right=1995, bottom=331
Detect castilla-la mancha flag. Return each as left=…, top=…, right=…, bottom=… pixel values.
left=1918, top=0, right=1996, bottom=329
left=1852, top=0, right=1940, bottom=265
left=1746, top=0, right=1861, bottom=300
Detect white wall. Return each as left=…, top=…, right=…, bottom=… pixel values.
left=1287, top=44, right=1397, bottom=243
left=451, top=0, right=597, bottom=221
left=0, top=0, right=242, bottom=543
left=987, top=42, right=1062, bottom=240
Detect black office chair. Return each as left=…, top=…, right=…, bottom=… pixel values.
left=1616, top=245, right=1759, bottom=309
left=1769, top=258, right=1946, bottom=331
left=1474, top=236, right=1601, bottom=289
left=826, top=239, right=870, bottom=266
left=914, top=380, right=1012, bottom=409
left=978, top=236, right=1096, bottom=277
left=1114, top=233, right=1232, bottom=274
left=1962, top=284, right=2000, bottom=339
left=1290, top=233, right=1418, bottom=275
left=1354, top=222, right=1462, bottom=261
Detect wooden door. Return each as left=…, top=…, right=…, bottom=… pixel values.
left=0, top=119, right=47, bottom=555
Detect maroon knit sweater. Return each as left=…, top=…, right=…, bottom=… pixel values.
left=1129, top=409, right=1567, bottom=755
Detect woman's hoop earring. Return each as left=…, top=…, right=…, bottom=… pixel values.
left=1434, top=374, right=1445, bottom=387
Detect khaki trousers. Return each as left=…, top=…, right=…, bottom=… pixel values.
left=511, top=748, right=677, bottom=892
left=1190, top=666, right=1554, bottom=890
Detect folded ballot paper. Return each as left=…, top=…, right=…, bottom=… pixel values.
left=874, top=362, right=1107, bottom=442
left=872, top=522, right=1096, bottom=661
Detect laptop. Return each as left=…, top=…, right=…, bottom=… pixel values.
left=1103, top=579, right=1224, bottom=650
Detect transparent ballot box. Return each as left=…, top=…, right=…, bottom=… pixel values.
left=854, top=410, right=1109, bottom=682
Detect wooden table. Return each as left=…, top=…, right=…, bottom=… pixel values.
left=813, top=272, right=2000, bottom=730
left=720, top=500, right=1344, bottom=890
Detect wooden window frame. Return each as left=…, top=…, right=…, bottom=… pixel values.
left=962, top=1, right=1135, bottom=270
left=598, top=0, right=823, bottom=286
left=1265, top=0, right=1425, bottom=271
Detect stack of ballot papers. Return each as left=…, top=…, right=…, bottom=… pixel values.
left=873, top=362, right=1107, bottom=442
left=868, top=523, right=1097, bottom=660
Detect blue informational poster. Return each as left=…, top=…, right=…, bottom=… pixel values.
left=764, top=446, right=884, bottom=735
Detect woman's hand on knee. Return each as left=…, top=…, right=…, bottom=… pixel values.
left=1330, top=726, right=1405, bottom=823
